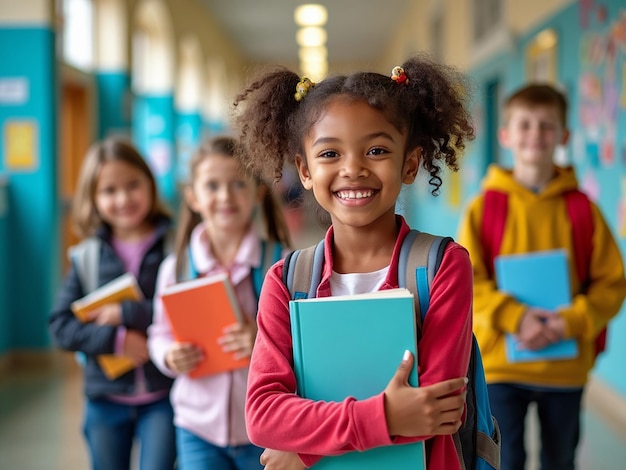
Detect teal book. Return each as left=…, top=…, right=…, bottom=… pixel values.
left=289, top=288, right=426, bottom=470
left=495, top=249, right=578, bottom=362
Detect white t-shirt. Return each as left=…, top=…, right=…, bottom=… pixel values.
left=329, top=265, right=389, bottom=296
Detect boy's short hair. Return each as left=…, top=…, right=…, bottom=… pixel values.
left=503, top=83, right=568, bottom=127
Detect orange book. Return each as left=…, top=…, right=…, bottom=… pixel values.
left=71, top=273, right=142, bottom=379
left=160, top=271, right=250, bottom=378
left=71, top=273, right=143, bottom=322
left=96, top=355, right=137, bottom=380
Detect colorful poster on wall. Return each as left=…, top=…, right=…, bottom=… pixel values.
left=3, top=120, right=38, bottom=171
left=0, top=77, right=29, bottom=105
left=578, top=12, right=626, bottom=171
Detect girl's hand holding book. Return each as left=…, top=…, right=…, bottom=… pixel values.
left=383, top=350, right=467, bottom=438
left=123, top=330, right=150, bottom=366
left=218, top=320, right=258, bottom=360
left=259, top=449, right=306, bottom=470
left=86, top=302, right=122, bottom=326
left=165, top=342, right=204, bottom=374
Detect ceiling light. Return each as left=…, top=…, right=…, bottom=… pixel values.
left=535, top=29, right=557, bottom=49
left=300, top=60, right=327, bottom=82
left=296, top=26, right=327, bottom=47
left=299, top=46, right=327, bottom=63
left=294, top=4, right=328, bottom=27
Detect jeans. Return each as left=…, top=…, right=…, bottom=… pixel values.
left=176, top=427, right=264, bottom=470
left=488, top=383, right=583, bottom=470
left=83, top=396, right=176, bottom=470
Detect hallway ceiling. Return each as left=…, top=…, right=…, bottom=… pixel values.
left=198, top=0, right=412, bottom=67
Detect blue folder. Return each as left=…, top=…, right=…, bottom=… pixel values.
left=495, top=249, right=579, bottom=362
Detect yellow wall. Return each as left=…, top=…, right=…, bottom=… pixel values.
left=507, top=0, right=573, bottom=33
left=0, top=0, right=52, bottom=24
left=128, top=0, right=248, bottom=93
left=380, top=0, right=575, bottom=71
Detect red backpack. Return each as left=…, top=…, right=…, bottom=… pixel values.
left=481, top=189, right=606, bottom=357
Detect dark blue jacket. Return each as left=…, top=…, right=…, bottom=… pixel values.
left=49, top=216, right=174, bottom=398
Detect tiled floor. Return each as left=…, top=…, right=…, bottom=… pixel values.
left=0, top=354, right=90, bottom=469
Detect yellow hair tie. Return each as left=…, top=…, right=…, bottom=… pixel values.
left=294, top=77, right=315, bottom=102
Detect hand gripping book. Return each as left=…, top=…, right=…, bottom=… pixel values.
left=495, top=249, right=578, bottom=362
left=71, top=272, right=142, bottom=379
left=160, top=271, right=250, bottom=378
left=289, top=288, right=426, bottom=470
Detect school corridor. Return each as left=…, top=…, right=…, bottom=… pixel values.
left=1, top=1, right=626, bottom=469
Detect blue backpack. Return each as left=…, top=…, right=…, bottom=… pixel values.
left=282, top=230, right=501, bottom=470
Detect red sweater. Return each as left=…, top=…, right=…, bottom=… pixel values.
left=246, top=218, right=473, bottom=469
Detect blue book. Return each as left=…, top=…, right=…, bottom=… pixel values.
left=289, top=288, right=426, bottom=470
left=495, top=249, right=578, bottom=362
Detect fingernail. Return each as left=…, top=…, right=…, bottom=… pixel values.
left=403, top=350, right=411, bottom=362
left=464, top=377, right=469, bottom=384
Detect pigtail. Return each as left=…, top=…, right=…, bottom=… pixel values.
left=260, top=183, right=292, bottom=249
left=401, top=55, right=475, bottom=195
left=173, top=141, right=211, bottom=280
left=233, top=68, right=302, bottom=183
left=173, top=197, right=201, bottom=281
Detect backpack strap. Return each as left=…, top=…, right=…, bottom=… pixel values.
left=565, top=190, right=593, bottom=288
left=163, top=229, right=176, bottom=256
left=283, top=240, right=325, bottom=300
left=252, top=240, right=284, bottom=299
left=397, top=230, right=451, bottom=330
left=481, top=189, right=508, bottom=276
left=565, top=190, right=605, bottom=355
left=67, top=237, right=102, bottom=367
left=183, top=246, right=199, bottom=282
left=68, top=237, right=101, bottom=293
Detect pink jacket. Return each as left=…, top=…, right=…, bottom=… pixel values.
left=246, top=217, right=473, bottom=469
left=148, top=224, right=264, bottom=447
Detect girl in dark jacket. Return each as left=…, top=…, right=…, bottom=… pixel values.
left=49, top=137, right=176, bottom=470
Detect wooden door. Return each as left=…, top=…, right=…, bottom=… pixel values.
left=60, top=81, right=92, bottom=271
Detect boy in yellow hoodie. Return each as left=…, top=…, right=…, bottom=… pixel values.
left=458, top=83, right=626, bottom=470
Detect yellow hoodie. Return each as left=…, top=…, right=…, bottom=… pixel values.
left=458, top=164, right=626, bottom=388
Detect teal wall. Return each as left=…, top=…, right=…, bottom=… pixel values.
left=96, top=71, right=131, bottom=138
left=175, top=111, right=202, bottom=185
left=203, top=118, right=227, bottom=136
left=0, top=27, right=59, bottom=350
left=0, top=178, right=9, bottom=354
left=404, top=1, right=626, bottom=397
left=133, top=94, right=177, bottom=211
left=570, top=1, right=626, bottom=398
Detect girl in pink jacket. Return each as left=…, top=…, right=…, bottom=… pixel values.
left=148, top=136, right=291, bottom=470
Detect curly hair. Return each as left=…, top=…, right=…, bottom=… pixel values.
left=233, top=54, right=475, bottom=195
